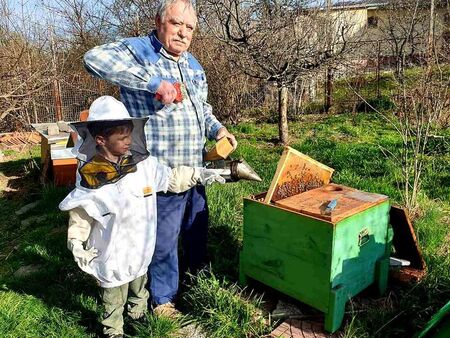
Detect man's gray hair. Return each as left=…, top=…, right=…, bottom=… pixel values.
left=157, top=0, right=196, bottom=21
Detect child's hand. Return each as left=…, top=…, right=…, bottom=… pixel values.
left=68, top=239, right=98, bottom=268
left=168, top=166, right=226, bottom=193
left=199, top=169, right=226, bottom=185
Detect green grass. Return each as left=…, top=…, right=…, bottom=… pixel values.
left=181, top=270, right=267, bottom=338
left=0, top=113, right=449, bottom=337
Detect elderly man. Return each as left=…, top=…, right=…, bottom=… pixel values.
left=83, top=0, right=236, bottom=317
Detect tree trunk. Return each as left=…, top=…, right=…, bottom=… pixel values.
left=278, top=85, right=289, bottom=145
left=324, top=0, right=333, bottom=113
left=53, top=79, right=63, bottom=121
left=376, top=40, right=381, bottom=98
left=427, top=0, right=435, bottom=74
left=324, top=67, right=333, bottom=112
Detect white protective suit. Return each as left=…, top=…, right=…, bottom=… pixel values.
left=59, top=96, right=223, bottom=288
left=60, top=156, right=171, bottom=288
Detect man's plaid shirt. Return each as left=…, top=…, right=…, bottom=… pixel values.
left=83, top=31, right=223, bottom=168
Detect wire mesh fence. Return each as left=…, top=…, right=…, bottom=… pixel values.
left=23, top=75, right=119, bottom=126
left=5, top=37, right=444, bottom=132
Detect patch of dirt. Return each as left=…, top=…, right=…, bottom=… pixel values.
left=437, top=230, right=450, bottom=257
left=0, top=172, right=20, bottom=193
left=179, top=323, right=207, bottom=338
left=0, top=147, right=41, bottom=199
left=13, top=264, right=43, bottom=278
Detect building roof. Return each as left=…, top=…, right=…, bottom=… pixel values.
left=330, top=0, right=445, bottom=10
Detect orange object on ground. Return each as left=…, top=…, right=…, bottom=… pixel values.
left=52, top=158, right=78, bottom=186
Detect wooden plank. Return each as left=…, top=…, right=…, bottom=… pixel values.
left=270, top=319, right=328, bottom=338
left=31, top=123, right=71, bottom=144
left=264, top=147, right=334, bottom=204
left=40, top=136, right=49, bottom=164
left=274, top=183, right=388, bottom=223
left=390, top=206, right=426, bottom=270
left=53, top=158, right=77, bottom=166
left=0, top=132, right=40, bottom=149
left=40, top=150, right=51, bottom=184
left=204, top=137, right=234, bottom=161
left=242, top=199, right=333, bottom=312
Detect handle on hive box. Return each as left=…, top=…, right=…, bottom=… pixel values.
left=358, top=228, right=370, bottom=246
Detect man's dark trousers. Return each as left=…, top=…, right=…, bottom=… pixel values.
left=149, top=185, right=208, bottom=305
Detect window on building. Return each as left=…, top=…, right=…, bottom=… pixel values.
left=368, top=16, right=378, bottom=28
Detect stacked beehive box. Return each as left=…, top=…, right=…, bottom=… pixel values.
left=239, top=147, right=393, bottom=333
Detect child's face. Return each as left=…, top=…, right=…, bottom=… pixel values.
left=97, top=129, right=132, bottom=157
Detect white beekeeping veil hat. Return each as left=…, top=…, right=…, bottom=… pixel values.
left=70, top=96, right=149, bottom=164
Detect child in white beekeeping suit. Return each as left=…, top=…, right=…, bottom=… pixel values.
left=59, top=96, right=224, bottom=338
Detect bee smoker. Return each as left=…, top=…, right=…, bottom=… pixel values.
left=206, top=159, right=262, bottom=182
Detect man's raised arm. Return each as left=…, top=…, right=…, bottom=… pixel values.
left=83, top=41, right=162, bottom=93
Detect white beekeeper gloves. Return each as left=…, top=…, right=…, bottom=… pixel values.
left=66, top=208, right=98, bottom=269
left=68, top=239, right=98, bottom=268
left=168, top=167, right=225, bottom=193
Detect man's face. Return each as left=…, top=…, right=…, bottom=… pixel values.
left=156, top=1, right=197, bottom=58
left=98, top=130, right=132, bottom=157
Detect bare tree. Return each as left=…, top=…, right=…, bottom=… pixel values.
left=45, top=0, right=111, bottom=69
left=392, top=73, right=447, bottom=212
left=376, top=0, right=430, bottom=81
left=0, top=0, right=55, bottom=130
left=349, top=0, right=449, bottom=212
left=102, top=0, right=158, bottom=37
left=198, top=0, right=352, bottom=144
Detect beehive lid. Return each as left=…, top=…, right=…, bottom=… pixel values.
left=31, top=123, right=71, bottom=144
left=264, top=147, right=334, bottom=203
left=50, top=148, right=76, bottom=160
left=274, top=183, right=388, bottom=223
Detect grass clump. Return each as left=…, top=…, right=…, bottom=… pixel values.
left=0, top=290, right=90, bottom=337
left=181, top=269, right=268, bottom=338
left=130, top=313, right=185, bottom=338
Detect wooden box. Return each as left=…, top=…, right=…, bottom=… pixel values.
left=51, top=148, right=77, bottom=186
left=32, top=122, right=77, bottom=186
left=239, top=148, right=392, bottom=333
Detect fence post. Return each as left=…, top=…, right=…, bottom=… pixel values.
left=376, top=40, right=381, bottom=98
left=97, top=79, right=104, bottom=94
left=324, top=67, right=333, bottom=112
left=53, top=79, right=63, bottom=121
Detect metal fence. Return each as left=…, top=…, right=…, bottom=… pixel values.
left=26, top=75, right=119, bottom=125
left=15, top=40, right=443, bottom=130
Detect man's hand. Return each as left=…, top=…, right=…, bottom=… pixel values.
left=68, top=239, right=98, bottom=268
left=216, top=127, right=237, bottom=150
left=155, top=80, right=178, bottom=105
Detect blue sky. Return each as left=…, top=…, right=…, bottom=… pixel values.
left=7, top=0, right=359, bottom=29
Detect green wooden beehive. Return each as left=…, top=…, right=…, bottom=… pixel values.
left=239, top=150, right=393, bottom=333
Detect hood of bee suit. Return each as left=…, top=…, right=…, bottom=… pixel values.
left=70, top=96, right=149, bottom=164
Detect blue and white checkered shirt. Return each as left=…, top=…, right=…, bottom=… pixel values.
left=83, top=31, right=223, bottom=168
